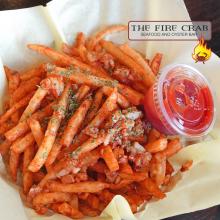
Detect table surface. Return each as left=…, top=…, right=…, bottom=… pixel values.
left=0, top=0, right=220, bottom=219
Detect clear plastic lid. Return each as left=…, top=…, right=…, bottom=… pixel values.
left=153, top=64, right=216, bottom=138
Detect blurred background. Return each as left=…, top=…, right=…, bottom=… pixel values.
left=0, top=0, right=219, bottom=219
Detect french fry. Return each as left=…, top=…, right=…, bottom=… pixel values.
left=130, top=81, right=147, bottom=94
left=70, top=194, right=79, bottom=209
left=89, top=161, right=107, bottom=173
left=119, top=43, right=155, bottom=89
left=12, top=77, right=41, bottom=102
left=4, top=65, right=15, bottom=80
left=20, top=64, right=46, bottom=81
left=11, top=132, right=35, bottom=153
left=78, top=148, right=101, bottom=168
left=150, top=53, right=163, bottom=75
left=5, top=121, right=29, bottom=142
left=84, top=88, right=117, bottom=136
left=0, top=121, right=15, bottom=135
left=9, top=149, right=20, bottom=182
left=75, top=32, right=86, bottom=48
left=71, top=84, right=79, bottom=93
left=51, top=66, right=115, bottom=87
left=51, top=66, right=144, bottom=105
left=28, top=44, right=110, bottom=79
left=62, top=43, right=80, bottom=57
left=23, top=144, right=35, bottom=174
left=181, top=160, right=193, bottom=172
left=78, top=193, right=89, bottom=200
left=79, top=203, right=100, bottom=217
left=60, top=174, right=75, bottom=184
left=75, top=85, right=90, bottom=102
left=125, top=199, right=138, bottom=213
left=82, top=89, right=103, bottom=126
left=161, top=138, right=182, bottom=158
left=11, top=111, right=21, bottom=124
left=33, top=192, right=71, bottom=207
left=112, top=147, right=124, bottom=161
left=5, top=102, right=54, bottom=142
left=38, top=156, right=79, bottom=188
left=139, top=178, right=166, bottom=199
left=20, top=76, right=64, bottom=121
left=110, top=65, right=132, bottom=85
left=61, top=98, right=92, bottom=147
left=100, top=40, right=155, bottom=88
left=110, top=179, right=133, bottom=190
left=94, top=43, right=102, bottom=52
left=117, top=83, right=144, bottom=105
left=34, top=206, right=48, bottom=215
left=45, top=139, right=62, bottom=167
left=145, top=138, right=167, bottom=153
left=149, top=153, right=166, bottom=185
left=166, top=160, right=174, bottom=175
left=72, top=133, right=106, bottom=157
left=64, top=172, right=84, bottom=184
left=28, top=118, right=44, bottom=147
left=163, top=174, right=171, bottom=185
left=87, top=25, right=127, bottom=50
left=147, top=128, right=161, bottom=143
left=119, top=162, right=133, bottom=174
left=99, top=189, right=115, bottom=203
left=87, top=194, right=100, bottom=210
left=100, top=145, right=119, bottom=172
left=4, top=66, right=20, bottom=99
left=28, top=83, right=71, bottom=172
left=57, top=202, right=84, bottom=219
left=20, top=87, right=48, bottom=121
left=33, top=171, right=45, bottom=183
left=102, top=86, right=130, bottom=108
left=163, top=171, right=182, bottom=193
left=78, top=44, right=87, bottom=62
left=32, top=101, right=55, bottom=119
left=46, top=181, right=110, bottom=193
left=58, top=132, right=89, bottom=160
left=30, top=101, right=55, bottom=120
left=0, top=139, right=11, bottom=156
left=50, top=203, right=61, bottom=213
left=124, top=193, right=144, bottom=208
left=126, top=135, right=146, bottom=143
left=0, top=92, right=34, bottom=124
left=23, top=171, right=33, bottom=194
left=135, top=184, right=152, bottom=201
left=37, top=160, right=72, bottom=188
left=119, top=172, right=147, bottom=182
left=97, top=201, right=106, bottom=212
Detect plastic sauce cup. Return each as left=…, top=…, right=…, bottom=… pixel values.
left=143, top=64, right=215, bottom=139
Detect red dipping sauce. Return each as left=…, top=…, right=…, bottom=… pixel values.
left=143, top=64, right=215, bottom=138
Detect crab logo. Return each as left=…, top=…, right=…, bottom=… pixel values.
left=192, top=37, right=211, bottom=63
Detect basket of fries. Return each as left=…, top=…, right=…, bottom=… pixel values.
left=1, top=25, right=184, bottom=217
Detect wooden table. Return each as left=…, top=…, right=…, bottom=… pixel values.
left=184, top=0, right=220, bottom=57
left=0, top=0, right=219, bottom=219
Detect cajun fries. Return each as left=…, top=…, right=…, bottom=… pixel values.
left=0, top=25, right=193, bottom=219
